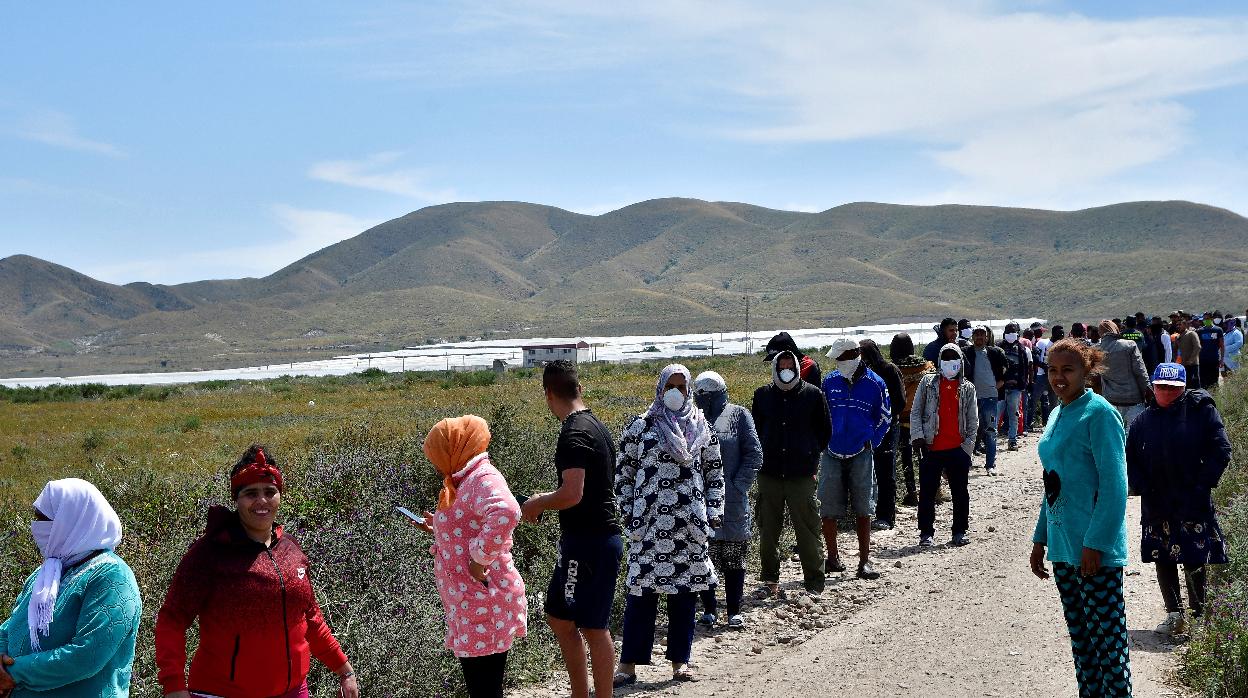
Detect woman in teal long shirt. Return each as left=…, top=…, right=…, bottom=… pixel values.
left=0, top=479, right=141, bottom=698
left=1029, top=340, right=1131, bottom=697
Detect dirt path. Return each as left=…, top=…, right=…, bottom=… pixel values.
left=519, top=437, right=1191, bottom=697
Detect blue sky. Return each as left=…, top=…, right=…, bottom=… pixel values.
left=3, top=1, right=1247, bottom=284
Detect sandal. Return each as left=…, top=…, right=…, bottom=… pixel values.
left=752, top=584, right=779, bottom=600
left=613, top=671, right=637, bottom=688
left=673, top=667, right=698, bottom=682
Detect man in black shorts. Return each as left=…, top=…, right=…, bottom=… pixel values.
left=521, top=360, right=622, bottom=698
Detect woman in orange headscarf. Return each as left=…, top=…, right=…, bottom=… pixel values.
left=415, top=415, right=528, bottom=698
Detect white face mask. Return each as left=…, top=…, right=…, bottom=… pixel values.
left=31, top=520, right=53, bottom=556
left=1003, top=333, right=1019, bottom=343
left=778, top=368, right=797, bottom=383
left=837, top=358, right=861, bottom=377
left=940, top=360, right=961, bottom=379
left=960, top=328, right=973, bottom=339
left=662, top=387, right=686, bottom=411
left=1214, top=318, right=1223, bottom=325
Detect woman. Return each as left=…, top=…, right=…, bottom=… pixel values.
left=891, top=333, right=931, bottom=506
left=615, top=364, right=724, bottom=686
left=692, top=371, right=762, bottom=630
left=1029, top=340, right=1131, bottom=697
left=0, top=479, right=141, bottom=698
left=1223, top=317, right=1243, bottom=374
left=1126, top=363, right=1231, bottom=637
left=155, top=445, right=359, bottom=698
left=414, top=415, right=527, bottom=698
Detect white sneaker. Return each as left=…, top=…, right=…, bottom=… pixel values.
left=1156, top=611, right=1187, bottom=636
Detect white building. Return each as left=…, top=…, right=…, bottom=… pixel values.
left=522, top=341, right=591, bottom=367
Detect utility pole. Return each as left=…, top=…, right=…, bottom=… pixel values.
left=744, top=295, right=752, bottom=354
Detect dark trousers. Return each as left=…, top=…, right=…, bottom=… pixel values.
left=897, top=424, right=917, bottom=497
left=1199, top=362, right=1220, bottom=390
left=873, top=423, right=899, bottom=524
left=1054, top=564, right=1132, bottom=697
left=1156, top=561, right=1207, bottom=616
left=918, top=447, right=971, bottom=536
left=621, top=591, right=697, bottom=665
left=1185, top=364, right=1201, bottom=389
left=699, top=569, right=746, bottom=617
left=459, top=651, right=508, bottom=698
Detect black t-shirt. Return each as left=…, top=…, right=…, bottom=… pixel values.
left=554, top=410, right=621, bottom=536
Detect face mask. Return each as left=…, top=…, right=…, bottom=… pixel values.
left=837, top=358, right=861, bottom=377
left=1155, top=388, right=1182, bottom=408
left=662, top=388, right=686, bottom=411
left=1003, top=333, right=1019, bottom=343
left=778, top=368, right=796, bottom=383
left=939, top=360, right=961, bottom=379
left=960, top=328, right=973, bottom=339
left=31, top=521, right=53, bottom=557
left=1214, top=318, right=1222, bottom=325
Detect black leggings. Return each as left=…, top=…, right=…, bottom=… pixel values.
left=459, top=651, right=508, bottom=698
left=700, top=569, right=747, bottom=617
left=1156, top=562, right=1207, bottom=616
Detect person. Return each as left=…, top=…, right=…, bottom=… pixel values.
left=1050, top=325, right=1066, bottom=343
left=1126, top=363, right=1231, bottom=638
left=997, top=322, right=1031, bottom=451
left=1140, top=317, right=1170, bottom=375
left=413, top=416, right=528, bottom=698
left=155, top=446, right=359, bottom=698
left=0, top=479, right=141, bottom=698
left=964, top=326, right=1005, bottom=473
left=821, top=337, right=890, bottom=580
left=1096, top=319, right=1153, bottom=429
left=692, top=371, right=762, bottom=629
left=1029, top=340, right=1131, bottom=697
left=1195, top=313, right=1225, bottom=389
left=910, top=344, right=978, bottom=548
left=1119, top=316, right=1145, bottom=353
left=521, top=360, right=621, bottom=698
left=923, top=318, right=959, bottom=362
left=1224, top=317, right=1244, bottom=373
left=860, top=339, right=905, bottom=531
left=1029, top=325, right=1054, bottom=431
left=891, top=333, right=930, bottom=507
left=614, top=364, right=724, bottom=685
left=763, top=331, right=822, bottom=386
left=751, top=350, right=831, bottom=597
left=1177, top=316, right=1203, bottom=389
left=1087, top=325, right=1101, bottom=344
left=1069, top=322, right=1091, bottom=346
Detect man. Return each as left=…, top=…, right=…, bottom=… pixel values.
left=764, top=331, right=822, bottom=386
left=1177, top=315, right=1203, bottom=389
left=997, top=322, right=1032, bottom=451
left=752, top=350, right=832, bottom=595
left=1141, top=316, right=1171, bottom=375
left=923, top=318, right=960, bottom=363
left=522, top=361, right=621, bottom=698
left=821, top=337, right=890, bottom=580
left=963, top=326, right=1005, bottom=474
left=910, top=343, right=979, bottom=547
left=1028, top=324, right=1054, bottom=430
left=1097, top=320, right=1153, bottom=429
left=958, top=318, right=974, bottom=343
left=1196, top=313, right=1226, bottom=390
left=1070, top=322, right=1093, bottom=346
left=1120, top=316, right=1146, bottom=355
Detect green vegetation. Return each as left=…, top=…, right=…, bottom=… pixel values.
left=1181, top=371, right=1248, bottom=695
left=0, top=355, right=769, bottom=697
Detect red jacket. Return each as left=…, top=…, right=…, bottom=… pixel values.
left=155, top=507, right=348, bottom=697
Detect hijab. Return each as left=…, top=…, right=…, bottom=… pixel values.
left=29, top=478, right=123, bottom=651
left=423, top=415, right=491, bottom=510
left=645, top=364, right=712, bottom=464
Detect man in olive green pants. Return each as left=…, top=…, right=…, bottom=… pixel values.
left=751, top=350, right=832, bottom=595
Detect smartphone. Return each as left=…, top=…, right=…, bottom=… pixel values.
left=395, top=506, right=426, bottom=525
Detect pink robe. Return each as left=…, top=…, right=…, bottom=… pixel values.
left=431, top=453, right=528, bottom=657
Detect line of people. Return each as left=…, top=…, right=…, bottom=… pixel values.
left=0, top=315, right=1240, bottom=697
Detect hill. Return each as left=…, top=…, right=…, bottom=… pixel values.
left=3, top=198, right=1247, bottom=376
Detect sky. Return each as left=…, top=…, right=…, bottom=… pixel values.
left=2, top=1, right=1247, bottom=285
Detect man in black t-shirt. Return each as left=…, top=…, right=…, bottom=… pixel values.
left=521, top=360, right=621, bottom=698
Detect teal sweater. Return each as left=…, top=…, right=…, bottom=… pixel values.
left=0, top=551, right=142, bottom=698
left=1032, top=389, right=1130, bottom=567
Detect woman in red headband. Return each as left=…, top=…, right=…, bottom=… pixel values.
left=154, top=445, right=359, bottom=698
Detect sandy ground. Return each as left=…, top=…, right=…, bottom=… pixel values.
left=518, top=435, right=1191, bottom=698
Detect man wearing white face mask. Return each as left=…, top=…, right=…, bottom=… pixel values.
left=0, top=478, right=142, bottom=698
left=910, top=345, right=979, bottom=547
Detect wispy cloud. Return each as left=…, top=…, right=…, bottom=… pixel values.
left=308, top=152, right=457, bottom=202
left=15, top=109, right=126, bottom=157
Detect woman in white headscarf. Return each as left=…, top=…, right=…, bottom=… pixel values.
left=613, top=364, right=725, bottom=686
left=0, top=479, right=141, bottom=698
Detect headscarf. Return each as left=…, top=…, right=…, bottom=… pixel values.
left=424, top=415, right=491, bottom=510
left=693, top=370, right=729, bottom=423
left=230, top=447, right=284, bottom=499
left=29, top=478, right=122, bottom=651
left=1099, top=319, right=1120, bottom=337
left=645, top=364, right=712, bottom=464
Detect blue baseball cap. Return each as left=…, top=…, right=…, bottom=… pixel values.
left=1151, top=362, right=1186, bottom=387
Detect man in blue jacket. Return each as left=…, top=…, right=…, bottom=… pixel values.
left=821, top=337, right=891, bottom=580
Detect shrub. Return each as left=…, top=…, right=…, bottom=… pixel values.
left=179, top=415, right=202, bottom=433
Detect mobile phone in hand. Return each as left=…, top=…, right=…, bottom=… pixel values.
left=395, top=506, right=426, bottom=525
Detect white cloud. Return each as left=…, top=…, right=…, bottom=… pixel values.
left=15, top=109, right=126, bottom=157
left=308, top=152, right=457, bottom=202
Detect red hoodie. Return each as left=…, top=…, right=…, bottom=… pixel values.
left=155, top=506, right=348, bottom=697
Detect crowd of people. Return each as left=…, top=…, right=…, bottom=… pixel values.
left=0, top=310, right=1241, bottom=698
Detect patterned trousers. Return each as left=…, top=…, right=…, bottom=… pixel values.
left=1053, top=563, right=1132, bottom=697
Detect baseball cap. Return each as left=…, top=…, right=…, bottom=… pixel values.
left=1151, top=363, right=1187, bottom=387
left=828, top=337, right=860, bottom=358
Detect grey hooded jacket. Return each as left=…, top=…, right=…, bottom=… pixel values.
left=1099, top=334, right=1152, bottom=406
left=707, top=402, right=763, bottom=542
left=910, top=343, right=980, bottom=455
